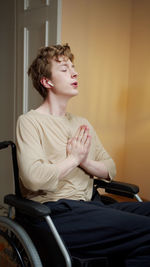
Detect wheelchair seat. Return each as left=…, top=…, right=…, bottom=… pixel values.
left=0, top=141, right=142, bottom=266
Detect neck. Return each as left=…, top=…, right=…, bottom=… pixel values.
left=36, top=93, right=69, bottom=116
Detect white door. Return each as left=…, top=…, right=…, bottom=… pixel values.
left=0, top=0, right=61, bottom=207
left=15, top=0, right=61, bottom=119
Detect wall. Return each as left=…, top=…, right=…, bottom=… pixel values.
left=124, top=0, right=150, bottom=200
left=61, top=0, right=132, bottom=179
left=61, top=0, right=150, bottom=200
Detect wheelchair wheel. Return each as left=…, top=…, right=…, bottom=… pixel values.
left=0, top=216, right=42, bottom=267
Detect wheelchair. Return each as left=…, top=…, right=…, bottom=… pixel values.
left=0, top=141, right=142, bottom=267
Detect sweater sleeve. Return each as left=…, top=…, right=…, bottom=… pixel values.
left=16, top=115, right=60, bottom=192
left=88, top=122, right=116, bottom=180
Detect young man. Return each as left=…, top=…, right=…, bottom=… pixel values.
left=16, top=44, right=150, bottom=266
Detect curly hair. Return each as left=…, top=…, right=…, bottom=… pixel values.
left=28, top=44, right=74, bottom=99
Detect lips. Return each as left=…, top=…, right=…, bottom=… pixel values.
left=71, top=81, right=78, bottom=87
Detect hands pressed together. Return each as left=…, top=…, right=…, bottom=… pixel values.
left=67, top=125, right=91, bottom=167
left=58, top=125, right=109, bottom=180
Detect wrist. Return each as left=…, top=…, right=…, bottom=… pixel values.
left=80, top=158, right=89, bottom=168
left=68, top=154, right=80, bottom=167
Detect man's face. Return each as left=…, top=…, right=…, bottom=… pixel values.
left=49, top=56, right=78, bottom=98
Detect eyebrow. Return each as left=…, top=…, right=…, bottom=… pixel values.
left=59, top=63, right=68, bottom=66
left=58, top=62, right=75, bottom=68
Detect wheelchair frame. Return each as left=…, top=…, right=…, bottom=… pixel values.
left=0, top=140, right=142, bottom=266
left=0, top=141, right=72, bottom=267
left=0, top=216, right=42, bottom=266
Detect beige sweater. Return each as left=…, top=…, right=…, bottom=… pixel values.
left=16, top=110, right=116, bottom=203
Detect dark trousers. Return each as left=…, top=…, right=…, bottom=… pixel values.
left=35, top=199, right=150, bottom=266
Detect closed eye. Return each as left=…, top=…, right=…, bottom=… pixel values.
left=61, top=69, right=67, bottom=72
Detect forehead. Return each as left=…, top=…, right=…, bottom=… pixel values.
left=51, top=56, right=72, bottom=68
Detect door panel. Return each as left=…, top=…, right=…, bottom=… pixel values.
left=24, top=0, right=50, bottom=10
left=16, top=0, right=61, bottom=117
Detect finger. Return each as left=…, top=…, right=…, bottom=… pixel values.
left=70, top=137, right=78, bottom=147
left=67, top=138, right=72, bottom=144
left=66, top=143, right=72, bottom=155
left=77, top=127, right=86, bottom=142
left=77, top=125, right=89, bottom=142
left=84, top=135, right=91, bottom=148
left=81, top=127, right=89, bottom=144
left=74, top=126, right=82, bottom=139
left=74, top=125, right=87, bottom=139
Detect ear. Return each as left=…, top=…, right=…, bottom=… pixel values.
left=40, top=77, right=53, bottom=88
left=47, top=81, right=54, bottom=87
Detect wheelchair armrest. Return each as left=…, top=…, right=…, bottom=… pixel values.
left=4, top=194, right=51, bottom=218
left=94, top=179, right=139, bottom=198
left=0, top=141, right=14, bottom=150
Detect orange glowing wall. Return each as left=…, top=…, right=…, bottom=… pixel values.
left=61, top=0, right=150, bottom=200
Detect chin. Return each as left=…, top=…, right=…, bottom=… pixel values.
left=66, top=90, right=78, bottom=97
left=72, top=91, right=79, bottom=97
left=73, top=88, right=79, bottom=94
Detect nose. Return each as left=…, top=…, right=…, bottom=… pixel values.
left=71, top=69, right=78, bottom=78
